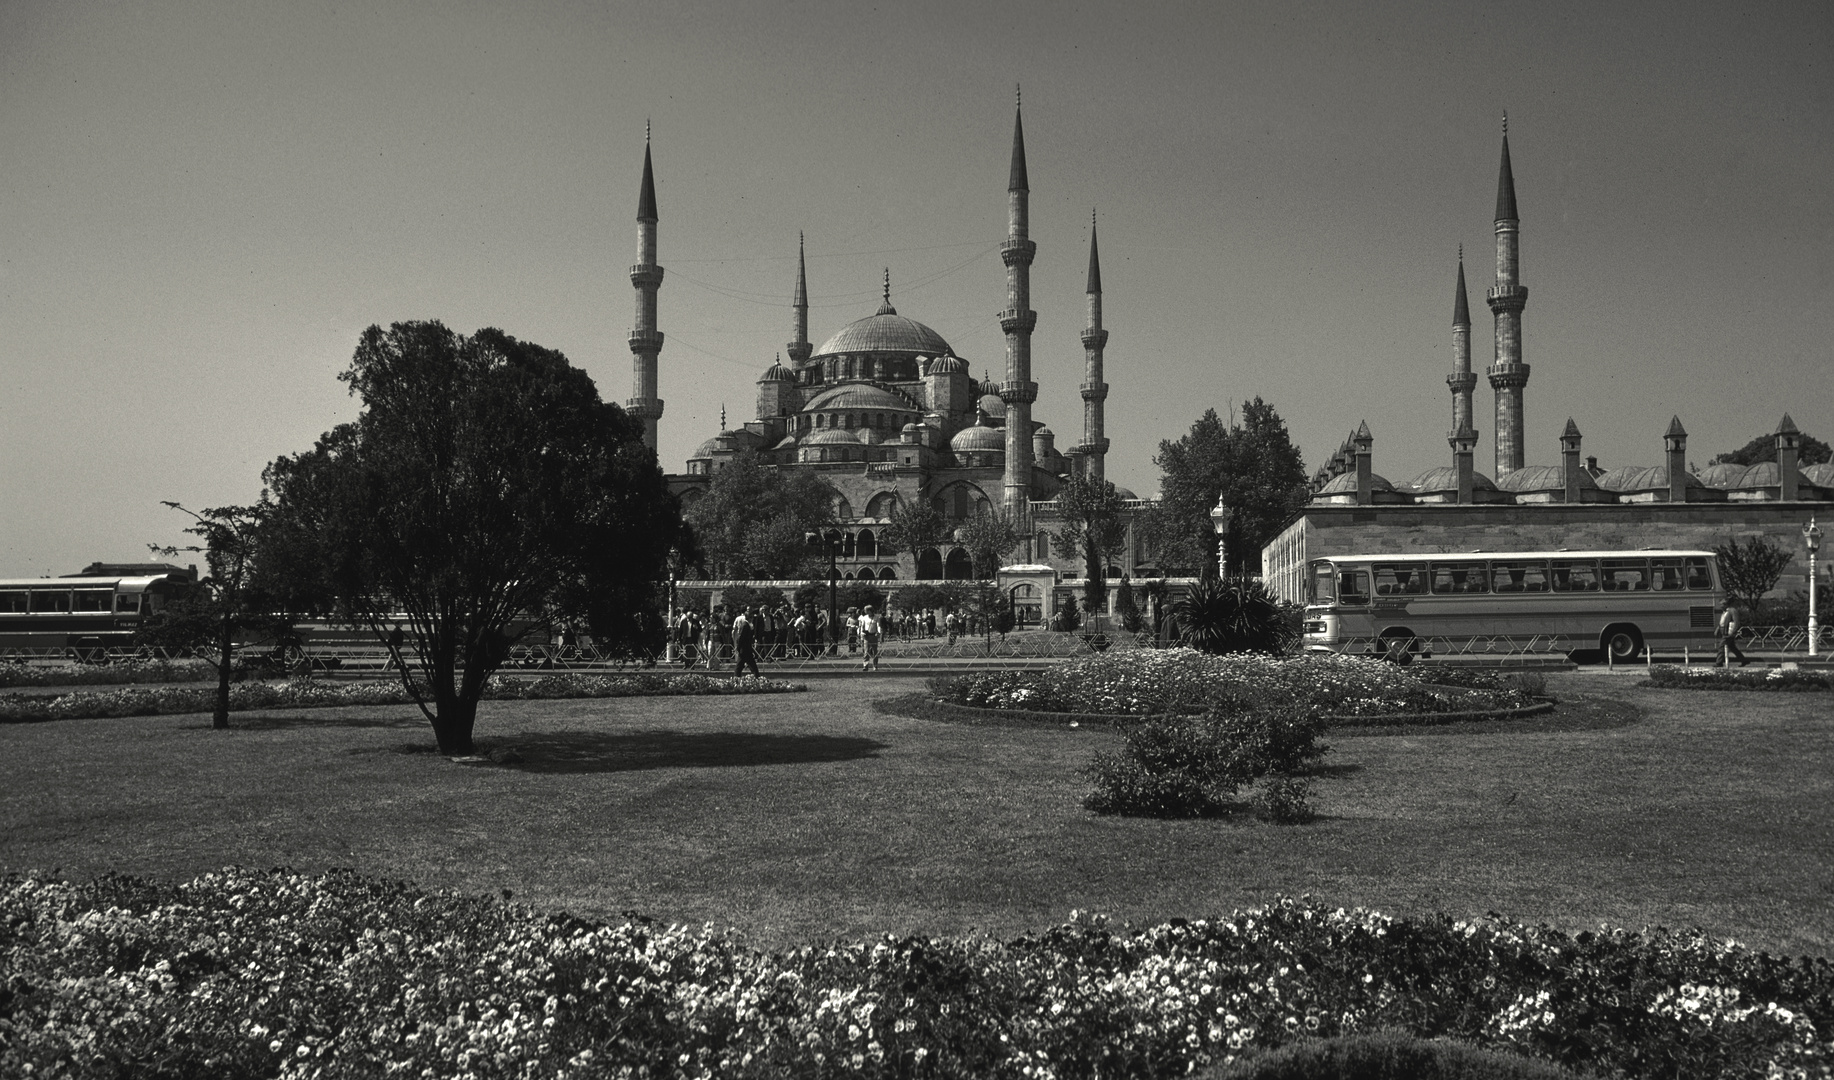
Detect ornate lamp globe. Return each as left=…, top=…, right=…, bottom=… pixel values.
left=1806, top=517, right=1823, bottom=556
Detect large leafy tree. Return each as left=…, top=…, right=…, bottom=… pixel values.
left=882, top=494, right=946, bottom=575
left=1713, top=535, right=1794, bottom=614
left=263, top=321, right=683, bottom=755
left=1050, top=474, right=1129, bottom=612
left=1146, top=399, right=1309, bottom=578
left=682, top=450, right=834, bottom=579
left=956, top=508, right=1022, bottom=579
left=1710, top=429, right=1831, bottom=467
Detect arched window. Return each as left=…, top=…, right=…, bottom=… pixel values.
left=917, top=548, right=943, bottom=580
left=865, top=491, right=897, bottom=519
left=879, top=567, right=897, bottom=581
left=857, top=530, right=877, bottom=558
left=944, top=547, right=973, bottom=580
left=841, top=532, right=856, bottom=559
left=815, top=413, right=826, bottom=428
left=874, top=412, right=884, bottom=428
left=832, top=495, right=853, bottom=521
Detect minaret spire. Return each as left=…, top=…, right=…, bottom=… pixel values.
left=787, top=231, right=811, bottom=365
left=1077, top=210, right=1110, bottom=483
left=1486, top=113, right=1530, bottom=477
left=1447, top=247, right=1479, bottom=503
left=627, top=128, right=665, bottom=450
left=998, top=91, right=1039, bottom=544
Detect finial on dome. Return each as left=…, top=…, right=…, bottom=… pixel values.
left=1016, top=83, right=1021, bottom=109
left=645, top=118, right=650, bottom=143
left=883, top=267, right=890, bottom=305
left=1502, top=111, right=1508, bottom=136
left=720, top=403, right=727, bottom=431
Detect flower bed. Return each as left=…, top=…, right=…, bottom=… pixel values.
left=930, top=649, right=1535, bottom=720
left=4, top=868, right=1829, bottom=1079
left=0, top=657, right=214, bottom=689
left=1643, top=665, right=1832, bottom=692
left=0, top=673, right=804, bottom=723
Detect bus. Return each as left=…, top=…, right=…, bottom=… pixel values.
left=0, top=572, right=198, bottom=657
left=1301, top=549, right=1723, bottom=663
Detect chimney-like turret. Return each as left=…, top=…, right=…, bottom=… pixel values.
left=1664, top=416, right=1689, bottom=502
left=1777, top=413, right=1802, bottom=501
left=1354, top=421, right=1374, bottom=506
left=1559, top=418, right=1583, bottom=504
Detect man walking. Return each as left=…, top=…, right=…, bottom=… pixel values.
left=858, top=604, right=882, bottom=671
left=732, top=606, right=762, bottom=677
left=1718, top=602, right=1750, bottom=667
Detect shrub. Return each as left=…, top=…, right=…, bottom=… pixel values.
left=1216, top=702, right=1330, bottom=775
left=1083, top=715, right=1255, bottom=817
left=1643, top=665, right=1830, bottom=692
left=1115, top=578, right=1144, bottom=633
left=1207, top=1028, right=1581, bottom=1079
left=0, top=658, right=214, bottom=689
left=1253, top=776, right=1315, bottom=825
left=1171, top=577, right=1298, bottom=655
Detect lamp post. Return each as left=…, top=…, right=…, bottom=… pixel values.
left=806, top=530, right=840, bottom=658
left=664, top=546, right=679, bottom=665
left=1806, top=517, right=1822, bottom=657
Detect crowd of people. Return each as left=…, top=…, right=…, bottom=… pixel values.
left=670, top=602, right=993, bottom=673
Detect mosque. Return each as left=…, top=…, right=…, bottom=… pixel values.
left=622, top=102, right=1152, bottom=599
left=1259, top=122, right=1833, bottom=603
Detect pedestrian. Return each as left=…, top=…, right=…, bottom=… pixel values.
left=846, top=608, right=860, bottom=655
left=1718, top=602, right=1750, bottom=667
left=858, top=605, right=882, bottom=671
left=732, top=606, right=761, bottom=677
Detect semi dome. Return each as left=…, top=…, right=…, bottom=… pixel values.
left=801, top=383, right=918, bottom=413
left=804, top=428, right=863, bottom=446
left=1406, top=466, right=1500, bottom=494
left=951, top=418, right=1005, bottom=454
left=771, top=433, right=800, bottom=450
left=813, top=305, right=954, bottom=359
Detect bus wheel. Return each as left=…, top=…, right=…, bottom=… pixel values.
left=1602, top=625, right=1643, bottom=663
left=1379, top=632, right=1416, bottom=666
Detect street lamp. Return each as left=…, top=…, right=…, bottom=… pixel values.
left=806, top=530, right=840, bottom=657
left=664, top=546, right=680, bottom=664
left=1806, top=517, right=1823, bottom=657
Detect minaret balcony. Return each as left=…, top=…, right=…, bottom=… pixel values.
left=1446, top=372, right=1476, bottom=392
left=1079, top=381, right=1108, bottom=401
left=628, top=329, right=665, bottom=352
left=1486, top=284, right=1527, bottom=311
left=1485, top=363, right=1530, bottom=388
left=1081, top=327, right=1109, bottom=349
left=999, top=238, right=1036, bottom=266
left=997, top=308, right=1037, bottom=335
left=995, top=380, right=1038, bottom=404
left=629, top=265, right=665, bottom=288
left=623, top=398, right=664, bottom=420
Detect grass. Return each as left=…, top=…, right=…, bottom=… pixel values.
left=2, top=672, right=1830, bottom=956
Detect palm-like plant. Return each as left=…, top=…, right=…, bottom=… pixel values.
left=1169, top=577, right=1296, bottom=655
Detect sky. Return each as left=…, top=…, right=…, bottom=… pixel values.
left=3, top=0, right=1831, bottom=577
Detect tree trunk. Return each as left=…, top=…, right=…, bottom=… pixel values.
left=431, top=694, right=477, bottom=756
left=213, top=617, right=233, bottom=729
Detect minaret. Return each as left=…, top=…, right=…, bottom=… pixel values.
left=1486, top=115, right=1530, bottom=477
left=1077, top=211, right=1110, bottom=483
left=627, top=125, right=665, bottom=451
left=787, top=232, right=812, bottom=368
left=1447, top=248, right=1478, bottom=503
left=999, top=89, right=1039, bottom=536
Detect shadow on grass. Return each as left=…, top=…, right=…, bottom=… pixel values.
left=462, top=729, right=888, bottom=774
left=183, top=713, right=428, bottom=732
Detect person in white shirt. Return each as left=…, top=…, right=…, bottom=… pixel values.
left=857, top=605, right=882, bottom=671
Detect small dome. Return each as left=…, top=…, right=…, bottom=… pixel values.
left=977, top=393, right=1006, bottom=419
left=1406, top=466, right=1500, bottom=494
left=1596, top=465, right=1706, bottom=493
left=801, top=383, right=919, bottom=413
left=1112, top=485, right=1138, bottom=500
left=690, top=428, right=763, bottom=460
left=1035, top=425, right=1054, bottom=437
left=901, top=421, right=921, bottom=433
left=1316, top=472, right=1394, bottom=496
left=928, top=355, right=967, bottom=374
left=951, top=418, right=1006, bottom=454
left=757, top=362, right=795, bottom=383
left=771, top=433, right=799, bottom=450
left=1497, top=464, right=1598, bottom=493
left=804, top=428, right=864, bottom=446
left=857, top=427, right=884, bottom=445
left=1803, top=463, right=1834, bottom=488
left=1696, top=462, right=1746, bottom=488
left=1698, top=461, right=1782, bottom=489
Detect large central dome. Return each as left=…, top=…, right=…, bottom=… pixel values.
left=813, top=301, right=954, bottom=359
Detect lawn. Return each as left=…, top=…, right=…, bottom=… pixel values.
left=3, top=671, right=1830, bottom=956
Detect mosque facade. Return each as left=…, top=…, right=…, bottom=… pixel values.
left=1260, top=123, right=1832, bottom=603
left=627, top=103, right=1152, bottom=590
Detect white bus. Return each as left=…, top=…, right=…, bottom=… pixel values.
left=1301, top=550, right=1723, bottom=662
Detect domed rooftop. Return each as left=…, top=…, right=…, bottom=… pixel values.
left=1595, top=465, right=1704, bottom=493
left=770, top=433, right=799, bottom=450
left=857, top=427, right=884, bottom=445
left=690, top=428, right=764, bottom=460
left=1405, top=466, right=1499, bottom=494
left=757, top=361, right=795, bottom=383
left=803, top=428, right=863, bottom=446
left=1803, top=463, right=1834, bottom=488
left=1112, top=485, right=1138, bottom=500
left=1497, top=464, right=1598, bottom=493
left=1698, top=461, right=1781, bottom=489
left=801, top=383, right=919, bottom=413
left=928, top=355, right=967, bottom=374
left=1316, top=471, right=1395, bottom=496
left=951, top=417, right=1005, bottom=454
left=977, top=393, right=1006, bottom=419
left=813, top=301, right=953, bottom=359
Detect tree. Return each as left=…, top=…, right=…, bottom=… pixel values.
left=1710, top=430, right=1832, bottom=468
left=1050, top=475, right=1129, bottom=614
left=682, top=450, right=834, bottom=579
left=883, top=494, right=946, bottom=577
left=956, top=508, right=1021, bottom=579
left=1170, top=577, right=1297, bottom=655
left=143, top=502, right=300, bottom=728
left=1147, top=399, right=1309, bottom=578
left=263, top=321, right=684, bottom=755
left=1714, top=535, right=1794, bottom=614
left=1114, top=577, right=1143, bottom=633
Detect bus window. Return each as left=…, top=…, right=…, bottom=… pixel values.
left=1550, top=561, right=1599, bottom=592
left=1601, top=559, right=1650, bottom=592
left=30, top=590, right=71, bottom=613
left=1373, top=565, right=1427, bottom=595
left=115, top=594, right=141, bottom=613
left=1683, top=557, right=1712, bottom=590
left=0, top=592, right=25, bottom=613
left=1336, top=569, right=1371, bottom=606
left=1430, top=561, right=1489, bottom=594
left=74, top=590, right=112, bottom=612
left=1650, top=559, right=1684, bottom=591
left=1309, top=563, right=1336, bottom=604
left=1491, top=561, right=1549, bottom=593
